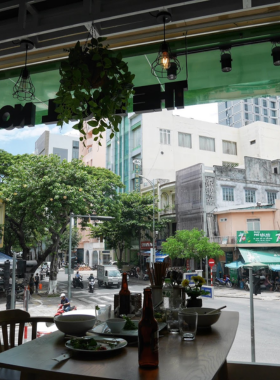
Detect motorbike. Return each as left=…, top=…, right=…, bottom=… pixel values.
left=72, top=275, right=84, bottom=289
left=55, top=304, right=77, bottom=317
left=129, top=267, right=140, bottom=278
left=142, top=269, right=149, bottom=281
left=214, top=276, right=232, bottom=288
left=88, top=277, right=95, bottom=293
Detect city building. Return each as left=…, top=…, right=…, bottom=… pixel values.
left=218, top=97, right=280, bottom=128
left=35, top=130, right=79, bottom=162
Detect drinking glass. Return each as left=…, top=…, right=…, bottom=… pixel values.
left=165, top=308, right=179, bottom=333
left=95, top=304, right=112, bottom=325
left=178, top=310, right=198, bottom=340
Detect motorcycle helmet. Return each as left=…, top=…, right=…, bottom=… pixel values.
left=60, top=293, right=66, bottom=297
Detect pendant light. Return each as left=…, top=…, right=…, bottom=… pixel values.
left=151, top=11, right=181, bottom=79
left=220, top=47, right=232, bottom=72
left=13, top=40, right=35, bottom=101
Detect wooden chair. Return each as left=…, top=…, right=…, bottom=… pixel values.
left=0, top=309, right=54, bottom=379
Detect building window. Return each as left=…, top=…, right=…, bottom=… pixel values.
left=263, top=100, right=267, bottom=107
left=72, top=141, right=79, bottom=159
left=132, top=127, right=141, bottom=149
left=244, top=104, right=248, bottom=111
left=245, top=189, right=256, bottom=203
left=267, top=191, right=277, bottom=204
left=160, top=129, right=171, bottom=145
left=271, top=110, right=276, bottom=117
left=222, top=187, right=234, bottom=202
left=263, top=109, right=268, bottom=116
left=254, top=98, right=258, bottom=105
left=199, top=136, right=215, bottom=152
left=247, top=219, right=260, bottom=231
left=272, top=119, right=277, bottom=125
left=245, top=113, right=249, bottom=120
left=255, top=115, right=260, bottom=121
left=178, top=132, right=192, bottom=148
left=255, top=107, right=259, bottom=114
left=271, top=101, right=276, bottom=108
left=222, top=140, right=237, bottom=155
left=264, top=117, right=268, bottom=122
left=250, top=140, right=256, bottom=145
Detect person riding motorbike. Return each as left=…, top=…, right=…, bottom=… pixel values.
left=88, top=273, right=95, bottom=293
left=88, top=273, right=95, bottom=281
left=60, top=293, right=71, bottom=312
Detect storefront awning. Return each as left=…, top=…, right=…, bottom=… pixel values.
left=239, top=248, right=280, bottom=265
left=269, top=265, right=280, bottom=272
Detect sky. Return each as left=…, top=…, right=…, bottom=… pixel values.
left=0, top=103, right=218, bottom=155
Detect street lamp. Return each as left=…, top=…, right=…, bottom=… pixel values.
left=68, top=213, right=114, bottom=298
left=138, top=175, right=156, bottom=266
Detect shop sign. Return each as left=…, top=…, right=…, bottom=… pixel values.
left=140, top=241, right=152, bottom=250
left=237, top=230, right=280, bottom=244
left=226, top=252, right=233, bottom=263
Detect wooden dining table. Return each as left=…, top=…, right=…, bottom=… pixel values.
left=0, top=311, right=238, bottom=380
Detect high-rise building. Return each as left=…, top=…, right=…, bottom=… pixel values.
left=35, top=130, right=79, bottom=162
left=218, top=97, right=279, bottom=128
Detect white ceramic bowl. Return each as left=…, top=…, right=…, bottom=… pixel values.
left=180, top=307, right=221, bottom=328
left=54, top=314, right=96, bottom=335
left=106, top=318, right=126, bottom=333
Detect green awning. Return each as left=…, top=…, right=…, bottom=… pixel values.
left=239, top=248, right=280, bottom=265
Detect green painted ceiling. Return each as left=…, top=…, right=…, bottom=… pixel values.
left=2, top=24, right=280, bottom=125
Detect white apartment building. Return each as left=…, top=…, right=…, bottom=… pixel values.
left=35, top=130, right=79, bottom=162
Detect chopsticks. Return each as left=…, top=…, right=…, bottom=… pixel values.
left=146, top=262, right=168, bottom=286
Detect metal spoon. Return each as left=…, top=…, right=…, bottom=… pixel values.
left=205, top=306, right=227, bottom=315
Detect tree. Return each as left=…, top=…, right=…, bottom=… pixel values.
left=161, top=229, right=224, bottom=261
left=59, top=226, right=82, bottom=258
left=89, top=191, right=169, bottom=265
left=0, top=151, right=123, bottom=293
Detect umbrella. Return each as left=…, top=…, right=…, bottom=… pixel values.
left=243, top=262, right=268, bottom=269
left=225, top=261, right=244, bottom=269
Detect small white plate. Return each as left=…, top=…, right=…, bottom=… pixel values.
left=88, top=321, right=166, bottom=338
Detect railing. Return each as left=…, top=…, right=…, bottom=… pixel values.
left=209, top=236, right=236, bottom=244
left=159, top=207, right=176, bottom=216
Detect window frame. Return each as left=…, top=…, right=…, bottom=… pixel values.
left=247, top=218, right=260, bottom=231
left=222, top=140, right=237, bottom=155
left=160, top=129, right=171, bottom=145
left=267, top=191, right=277, bottom=204
left=178, top=132, right=192, bottom=148
left=222, top=187, right=234, bottom=202
left=245, top=189, right=256, bottom=203
left=199, top=136, right=215, bottom=152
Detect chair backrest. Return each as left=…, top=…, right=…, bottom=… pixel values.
left=0, top=309, right=54, bottom=351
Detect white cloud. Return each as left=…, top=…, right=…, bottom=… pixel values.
left=173, top=103, right=218, bottom=123
left=0, top=124, right=50, bottom=143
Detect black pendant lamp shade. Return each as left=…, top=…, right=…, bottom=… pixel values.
left=272, top=44, right=280, bottom=66
left=151, top=11, right=181, bottom=79
left=13, top=40, right=35, bottom=101
left=220, top=47, right=232, bottom=72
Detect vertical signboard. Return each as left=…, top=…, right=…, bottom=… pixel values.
left=0, top=200, right=5, bottom=248
left=133, top=159, right=141, bottom=193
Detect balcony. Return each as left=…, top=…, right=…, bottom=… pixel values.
left=160, top=207, right=176, bottom=217
left=209, top=236, right=236, bottom=245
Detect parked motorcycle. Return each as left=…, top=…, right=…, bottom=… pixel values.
left=142, top=269, right=149, bottom=281
left=129, top=267, right=140, bottom=278
left=55, top=304, right=77, bottom=317
left=72, top=275, right=84, bottom=289
left=88, top=276, right=95, bottom=293
left=214, top=276, right=232, bottom=288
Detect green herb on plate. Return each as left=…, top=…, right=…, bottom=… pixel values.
left=122, top=316, right=137, bottom=330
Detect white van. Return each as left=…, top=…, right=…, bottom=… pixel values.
left=97, top=265, right=122, bottom=288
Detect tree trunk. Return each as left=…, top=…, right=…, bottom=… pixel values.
left=48, top=253, right=59, bottom=294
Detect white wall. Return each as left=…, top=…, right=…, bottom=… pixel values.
left=49, top=134, right=78, bottom=162
left=141, top=113, right=280, bottom=182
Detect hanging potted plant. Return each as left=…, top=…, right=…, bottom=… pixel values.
left=55, top=36, right=135, bottom=143
left=181, top=276, right=209, bottom=307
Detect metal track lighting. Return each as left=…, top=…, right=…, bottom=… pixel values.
left=220, top=47, right=232, bottom=72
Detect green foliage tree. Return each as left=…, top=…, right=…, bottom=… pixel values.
left=89, top=191, right=169, bottom=265
left=161, top=229, right=224, bottom=261
left=59, top=226, right=82, bottom=255
left=0, top=151, right=123, bottom=292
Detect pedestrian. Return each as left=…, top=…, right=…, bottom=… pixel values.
left=29, top=274, right=34, bottom=295
left=34, top=273, right=40, bottom=294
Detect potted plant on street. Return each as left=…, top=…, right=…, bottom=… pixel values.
left=181, top=276, right=209, bottom=307
left=55, top=37, right=135, bottom=143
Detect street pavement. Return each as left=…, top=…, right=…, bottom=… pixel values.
left=0, top=268, right=279, bottom=316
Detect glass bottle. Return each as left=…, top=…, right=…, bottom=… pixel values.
left=162, top=278, right=173, bottom=309
left=138, top=288, right=159, bottom=368
left=119, top=272, right=130, bottom=316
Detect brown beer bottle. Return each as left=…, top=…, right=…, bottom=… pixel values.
left=119, top=272, right=130, bottom=316
left=138, top=288, right=159, bottom=368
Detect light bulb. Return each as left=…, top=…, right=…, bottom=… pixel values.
left=160, top=51, right=171, bottom=69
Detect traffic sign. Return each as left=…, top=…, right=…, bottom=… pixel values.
left=208, top=259, right=215, bottom=268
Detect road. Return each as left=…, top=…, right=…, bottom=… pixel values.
left=8, top=269, right=280, bottom=366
